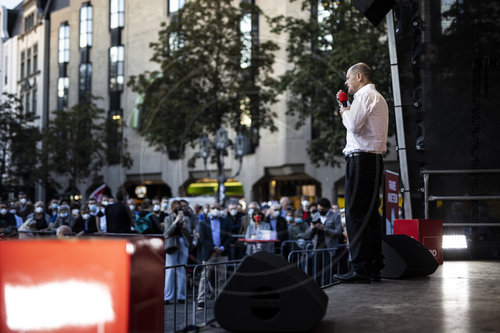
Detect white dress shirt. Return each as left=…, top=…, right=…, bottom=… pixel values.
left=342, top=83, right=388, bottom=155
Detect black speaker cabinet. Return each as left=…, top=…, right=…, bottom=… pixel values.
left=214, top=251, right=328, bottom=332
left=381, top=234, right=439, bottom=279
left=352, top=0, right=394, bottom=26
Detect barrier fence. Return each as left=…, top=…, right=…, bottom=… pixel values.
left=164, top=244, right=350, bottom=332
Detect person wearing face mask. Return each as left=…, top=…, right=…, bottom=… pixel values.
left=47, top=198, right=60, bottom=220
left=159, top=197, right=169, bottom=221
left=298, top=198, right=313, bottom=224
left=9, top=206, right=24, bottom=229
left=196, top=202, right=231, bottom=310
left=0, top=202, right=17, bottom=234
left=73, top=206, right=98, bottom=235
left=301, top=198, right=343, bottom=284
left=289, top=211, right=307, bottom=241
left=51, top=205, right=76, bottom=231
left=135, top=198, right=162, bottom=234
left=97, top=196, right=110, bottom=233
left=265, top=203, right=289, bottom=254
left=25, top=201, right=51, bottom=231
left=152, top=198, right=162, bottom=217
left=244, top=210, right=273, bottom=255
left=224, top=203, right=243, bottom=260
left=240, top=201, right=259, bottom=237
left=163, top=200, right=192, bottom=304
left=17, top=193, right=34, bottom=222
left=127, top=198, right=138, bottom=215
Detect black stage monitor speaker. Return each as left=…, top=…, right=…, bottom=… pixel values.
left=352, top=0, right=394, bottom=26
left=214, top=251, right=328, bottom=332
left=381, top=234, right=439, bottom=279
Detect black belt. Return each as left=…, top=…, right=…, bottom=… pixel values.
left=344, top=152, right=381, bottom=161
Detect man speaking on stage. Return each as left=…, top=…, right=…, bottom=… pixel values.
left=333, top=62, right=389, bottom=283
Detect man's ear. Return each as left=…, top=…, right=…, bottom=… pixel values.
left=356, top=71, right=363, bottom=81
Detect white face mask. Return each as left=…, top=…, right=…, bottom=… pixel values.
left=153, top=204, right=161, bottom=212
left=129, top=205, right=135, bottom=211
left=9, top=209, right=16, bottom=215
left=35, top=207, right=44, bottom=214
left=301, top=200, right=310, bottom=208
left=272, top=211, right=280, bottom=218
left=102, top=201, right=109, bottom=206
left=210, top=209, right=219, bottom=217
left=83, top=213, right=91, bottom=220
left=162, top=202, right=168, bottom=210
left=203, top=208, right=209, bottom=214
left=20, top=198, right=27, bottom=205
left=72, top=209, right=79, bottom=216
left=219, top=209, right=226, bottom=217
left=0, top=208, right=7, bottom=215
left=248, top=208, right=255, bottom=216
left=230, top=209, right=238, bottom=216
left=89, top=204, right=97, bottom=212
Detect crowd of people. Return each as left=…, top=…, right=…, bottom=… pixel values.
left=0, top=191, right=348, bottom=306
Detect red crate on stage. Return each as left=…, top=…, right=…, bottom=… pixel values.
left=394, top=219, right=443, bottom=264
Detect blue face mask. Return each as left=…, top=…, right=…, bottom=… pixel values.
left=286, top=216, right=293, bottom=222
left=52, top=203, right=59, bottom=209
left=60, top=212, right=69, bottom=218
left=295, top=218, right=303, bottom=223
left=89, top=204, right=97, bottom=212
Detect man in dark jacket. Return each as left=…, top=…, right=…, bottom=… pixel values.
left=266, top=203, right=289, bottom=255
left=224, top=203, right=243, bottom=260
left=105, top=191, right=133, bottom=233
left=197, top=202, right=232, bottom=309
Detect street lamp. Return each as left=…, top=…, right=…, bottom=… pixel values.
left=199, top=127, right=245, bottom=205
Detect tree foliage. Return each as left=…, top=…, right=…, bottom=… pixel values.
left=270, top=0, right=394, bottom=166
left=43, top=98, right=132, bottom=194
left=127, top=0, right=279, bottom=159
left=0, top=93, right=42, bottom=193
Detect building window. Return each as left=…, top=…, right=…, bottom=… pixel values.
left=58, top=24, right=70, bottom=63
left=110, top=0, right=125, bottom=29
left=25, top=91, right=31, bottom=114
left=57, top=77, right=69, bottom=110
left=169, top=0, right=185, bottom=15
left=27, top=48, right=31, bottom=76
left=20, top=51, right=25, bottom=79
left=24, top=13, right=35, bottom=33
left=109, top=46, right=124, bottom=91
left=32, top=83, right=37, bottom=115
left=79, top=63, right=92, bottom=101
left=80, top=3, right=93, bottom=48
left=33, top=44, right=38, bottom=72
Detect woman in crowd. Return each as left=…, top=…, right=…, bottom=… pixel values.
left=244, top=209, right=273, bottom=255
left=163, top=200, right=192, bottom=304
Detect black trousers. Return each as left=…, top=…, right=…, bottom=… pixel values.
left=345, top=153, right=384, bottom=275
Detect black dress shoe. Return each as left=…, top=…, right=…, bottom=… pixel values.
left=333, top=270, right=371, bottom=284
left=370, top=272, right=381, bottom=282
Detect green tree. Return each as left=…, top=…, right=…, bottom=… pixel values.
left=43, top=98, right=132, bottom=195
left=270, top=0, right=393, bottom=167
left=0, top=93, right=42, bottom=195
left=127, top=0, right=279, bottom=161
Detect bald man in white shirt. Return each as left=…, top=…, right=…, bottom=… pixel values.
left=333, top=63, right=388, bottom=284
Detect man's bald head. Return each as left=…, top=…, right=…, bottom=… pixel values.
left=348, top=63, right=372, bottom=82
left=345, top=62, right=373, bottom=95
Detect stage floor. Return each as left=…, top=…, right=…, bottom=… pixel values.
left=204, top=260, right=500, bottom=333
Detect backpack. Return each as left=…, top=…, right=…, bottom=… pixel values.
left=134, top=212, right=154, bottom=234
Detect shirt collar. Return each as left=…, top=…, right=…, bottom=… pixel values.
left=354, top=83, right=375, bottom=98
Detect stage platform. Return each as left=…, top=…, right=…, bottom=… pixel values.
left=202, top=261, right=500, bottom=333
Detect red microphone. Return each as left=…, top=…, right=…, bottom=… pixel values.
left=338, top=91, right=348, bottom=107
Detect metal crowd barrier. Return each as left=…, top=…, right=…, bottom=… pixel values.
left=287, top=246, right=350, bottom=288
left=163, top=246, right=350, bottom=332
left=279, top=239, right=314, bottom=255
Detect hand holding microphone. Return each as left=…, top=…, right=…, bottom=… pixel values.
left=336, top=90, right=349, bottom=107
left=336, top=90, right=349, bottom=116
